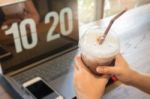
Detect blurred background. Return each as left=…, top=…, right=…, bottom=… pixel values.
left=0, top=0, right=150, bottom=74
left=78, top=0, right=150, bottom=24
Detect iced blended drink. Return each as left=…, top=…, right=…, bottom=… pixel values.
left=79, top=29, right=120, bottom=75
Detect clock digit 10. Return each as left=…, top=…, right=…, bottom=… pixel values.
left=2, top=7, right=74, bottom=53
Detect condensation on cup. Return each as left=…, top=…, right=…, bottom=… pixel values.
left=79, top=28, right=120, bottom=75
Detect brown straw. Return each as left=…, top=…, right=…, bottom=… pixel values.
left=100, top=9, right=127, bottom=44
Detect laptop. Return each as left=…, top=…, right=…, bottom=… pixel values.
left=0, top=0, right=78, bottom=98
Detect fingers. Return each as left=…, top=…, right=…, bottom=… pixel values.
left=74, top=55, right=86, bottom=71
left=100, top=74, right=111, bottom=79
left=116, top=53, right=127, bottom=63
left=115, top=53, right=128, bottom=67
left=74, top=64, right=78, bottom=72
left=96, top=66, right=118, bottom=75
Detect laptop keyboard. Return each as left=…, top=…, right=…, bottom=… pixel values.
left=11, top=49, right=78, bottom=85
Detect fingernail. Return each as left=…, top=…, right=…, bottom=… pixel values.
left=76, top=54, right=81, bottom=58
left=96, top=68, right=103, bottom=73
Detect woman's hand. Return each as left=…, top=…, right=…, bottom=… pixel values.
left=74, top=55, right=109, bottom=99
left=96, top=54, right=135, bottom=85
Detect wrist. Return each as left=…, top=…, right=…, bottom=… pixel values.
left=127, top=70, right=139, bottom=85
left=86, top=96, right=100, bottom=99
left=77, top=95, right=100, bottom=99
left=88, top=95, right=102, bottom=99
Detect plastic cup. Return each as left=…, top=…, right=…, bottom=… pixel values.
left=79, top=28, right=120, bottom=75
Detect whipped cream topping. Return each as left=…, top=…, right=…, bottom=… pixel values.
left=79, top=30, right=120, bottom=58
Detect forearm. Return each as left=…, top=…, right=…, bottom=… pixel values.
left=129, top=70, right=150, bottom=94
left=76, top=91, right=102, bottom=99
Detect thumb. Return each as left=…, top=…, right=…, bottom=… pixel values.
left=74, top=55, right=85, bottom=71
left=96, top=66, right=118, bottom=75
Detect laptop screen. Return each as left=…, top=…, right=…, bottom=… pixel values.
left=0, top=0, right=79, bottom=74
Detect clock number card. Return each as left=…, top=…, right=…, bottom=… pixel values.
left=0, top=0, right=78, bottom=74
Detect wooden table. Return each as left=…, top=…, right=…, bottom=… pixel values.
left=80, top=4, right=150, bottom=99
